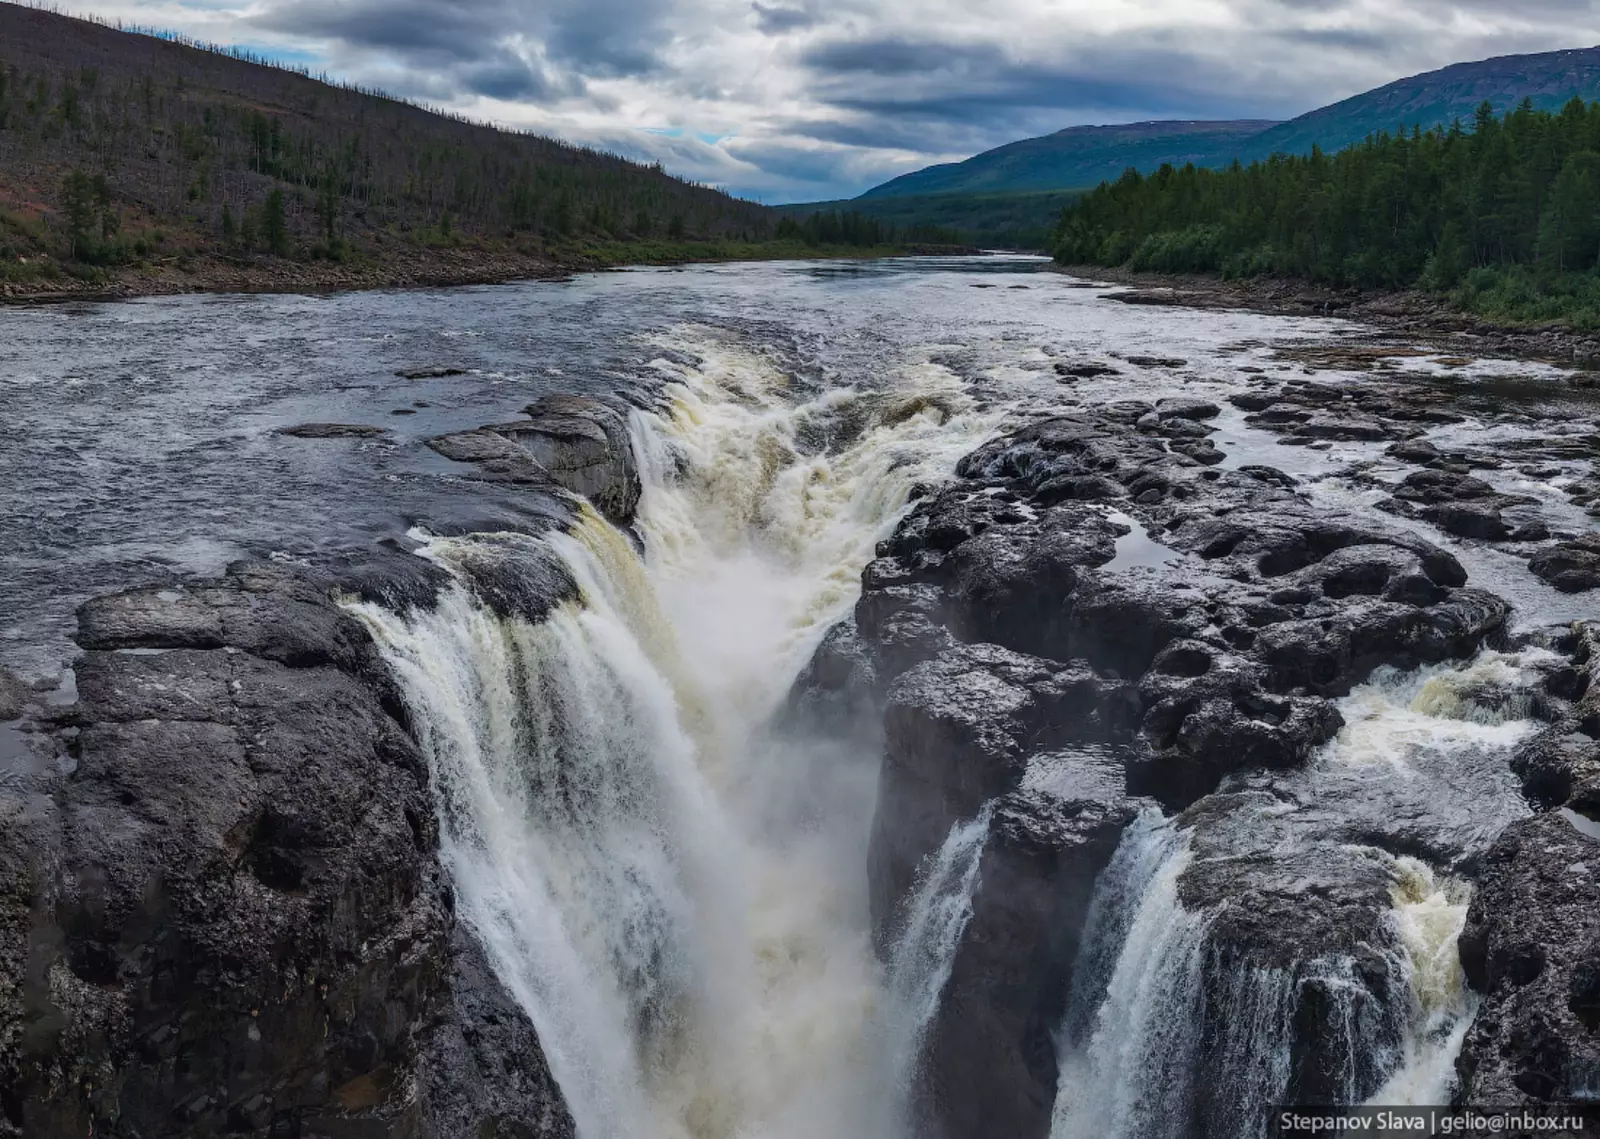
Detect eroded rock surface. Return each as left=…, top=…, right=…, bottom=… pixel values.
left=429, top=392, right=644, bottom=526
left=815, top=398, right=1518, bottom=1139
left=0, top=561, right=573, bottom=1139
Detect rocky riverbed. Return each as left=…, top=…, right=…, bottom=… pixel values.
left=3, top=257, right=1598, bottom=1138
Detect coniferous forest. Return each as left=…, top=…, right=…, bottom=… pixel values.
left=1054, top=98, right=1600, bottom=326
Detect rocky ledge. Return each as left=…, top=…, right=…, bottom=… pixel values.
left=429, top=393, right=645, bottom=527
left=798, top=392, right=1554, bottom=1139
left=0, top=558, right=577, bottom=1135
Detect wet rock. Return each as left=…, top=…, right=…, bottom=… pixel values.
left=396, top=364, right=466, bottom=379
left=1054, top=361, right=1120, bottom=379
left=1123, top=355, right=1189, bottom=367
left=1530, top=534, right=1600, bottom=592
left=429, top=428, right=556, bottom=485
left=0, top=669, right=28, bottom=721
left=276, top=422, right=390, bottom=439
left=868, top=643, right=1136, bottom=951
left=497, top=394, right=642, bottom=525
left=1457, top=812, right=1600, bottom=1105
left=1179, top=793, right=1410, bottom=1115
left=429, top=393, right=643, bottom=525
left=918, top=787, right=1147, bottom=1139
left=1153, top=397, right=1220, bottom=421
left=1, top=565, right=574, bottom=1138
left=1508, top=626, right=1600, bottom=809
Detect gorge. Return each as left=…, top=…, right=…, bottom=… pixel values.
left=2, top=256, right=1598, bottom=1138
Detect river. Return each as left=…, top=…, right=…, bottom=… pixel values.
left=4, top=255, right=1596, bottom=1137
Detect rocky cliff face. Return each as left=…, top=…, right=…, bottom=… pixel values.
left=817, top=390, right=1535, bottom=1139
left=1457, top=627, right=1600, bottom=1108
left=0, top=558, right=575, bottom=1138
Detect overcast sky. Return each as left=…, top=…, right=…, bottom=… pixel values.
left=62, top=0, right=1600, bottom=202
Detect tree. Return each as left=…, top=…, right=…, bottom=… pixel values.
left=261, top=188, right=290, bottom=256
left=60, top=170, right=96, bottom=260
left=221, top=202, right=237, bottom=246
left=1540, top=151, right=1600, bottom=272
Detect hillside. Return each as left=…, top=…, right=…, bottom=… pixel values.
left=0, top=3, right=849, bottom=296
left=777, top=188, right=1081, bottom=250
left=856, top=45, right=1600, bottom=207
left=1235, top=45, right=1600, bottom=162
left=860, top=120, right=1277, bottom=199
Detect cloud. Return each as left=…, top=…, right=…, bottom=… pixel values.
left=751, top=2, right=815, bottom=34
left=62, top=0, right=1600, bottom=201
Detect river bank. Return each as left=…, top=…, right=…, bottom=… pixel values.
left=0, top=239, right=980, bottom=304
left=1056, top=263, right=1600, bottom=370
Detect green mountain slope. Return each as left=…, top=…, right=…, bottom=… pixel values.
left=859, top=45, right=1600, bottom=204
left=1236, top=45, right=1600, bottom=162
left=860, top=120, right=1277, bottom=199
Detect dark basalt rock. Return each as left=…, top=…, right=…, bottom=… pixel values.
left=429, top=393, right=643, bottom=526
left=500, top=394, right=642, bottom=525
left=1178, top=792, right=1410, bottom=1118
left=1456, top=812, right=1600, bottom=1106
left=917, top=786, right=1148, bottom=1139
left=843, top=405, right=1507, bottom=830
left=276, top=422, right=390, bottom=439
left=1054, top=361, right=1120, bottom=379
left=0, top=563, right=574, bottom=1139
left=1530, top=534, right=1600, bottom=593
left=869, top=643, right=1136, bottom=951
left=0, top=669, right=30, bottom=721
left=1508, top=627, right=1600, bottom=810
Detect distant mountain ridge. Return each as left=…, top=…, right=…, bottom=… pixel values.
left=858, top=45, right=1600, bottom=200
left=860, top=120, right=1278, bottom=199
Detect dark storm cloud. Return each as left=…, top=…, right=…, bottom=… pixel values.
left=799, top=37, right=1298, bottom=126
left=255, top=0, right=673, bottom=101
left=752, top=2, right=816, bottom=34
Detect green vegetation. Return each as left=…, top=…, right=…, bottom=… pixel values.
left=780, top=190, right=1081, bottom=251
left=1053, top=98, right=1600, bottom=327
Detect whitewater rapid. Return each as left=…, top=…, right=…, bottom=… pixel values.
left=348, top=330, right=999, bottom=1139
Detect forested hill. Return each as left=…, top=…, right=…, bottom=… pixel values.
left=1234, top=46, right=1600, bottom=164
left=860, top=121, right=1279, bottom=199
left=0, top=3, right=801, bottom=291
left=1054, top=99, right=1600, bottom=327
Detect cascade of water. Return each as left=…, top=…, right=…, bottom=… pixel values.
left=1052, top=820, right=1210, bottom=1139
left=882, top=807, right=995, bottom=1131
left=1051, top=651, right=1542, bottom=1139
left=348, top=332, right=1000, bottom=1139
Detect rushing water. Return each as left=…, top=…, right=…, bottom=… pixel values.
left=348, top=347, right=997, bottom=1139
left=6, top=256, right=1593, bottom=1137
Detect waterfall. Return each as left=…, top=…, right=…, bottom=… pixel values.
left=1050, top=652, right=1535, bottom=1139
left=347, top=330, right=999, bottom=1139
left=882, top=807, right=995, bottom=1131
left=1052, top=818, right=1210, bottom=1139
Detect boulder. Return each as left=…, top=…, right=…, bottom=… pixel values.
left=868, top=643, right=1135, bottom=950
left=1456, top=812, right=1600, bottom=1105
left=1530, top=534, right=1600, bottom=593
left=497, top=394, right=642, bottom=525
